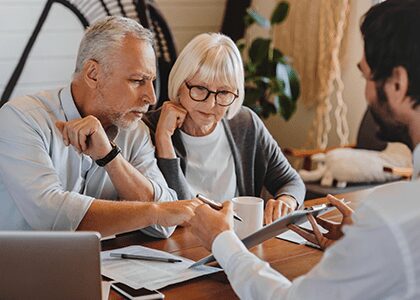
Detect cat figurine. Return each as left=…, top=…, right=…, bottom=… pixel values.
left=299, top=142, right=412, bottom=187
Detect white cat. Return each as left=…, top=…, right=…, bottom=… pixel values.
left=299, top=143, right=412, bottom=187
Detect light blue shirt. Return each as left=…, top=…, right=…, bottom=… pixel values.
left=0, top=86, right=177, bottom=237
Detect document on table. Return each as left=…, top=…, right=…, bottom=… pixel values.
left=277, top=220, right=327, bottom=246
left=101, top=245, right=221, bottom=290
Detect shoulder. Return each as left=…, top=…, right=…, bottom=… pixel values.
left=354, top=180, right=420, bottom=227
left=226, top=106, right=261, bottom=129
left=0, top=89, right=61, bottom=125
left=226, top=106, right=269, bottom=138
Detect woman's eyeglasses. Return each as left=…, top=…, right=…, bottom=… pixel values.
left=184, top=82, right=238, bottom=107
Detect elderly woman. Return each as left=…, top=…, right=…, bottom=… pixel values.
left=144, top=33, right=305, bottom=224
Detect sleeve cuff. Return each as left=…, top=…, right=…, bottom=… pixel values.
left=212, top=230, right=248, bottom=269
left=52, top=192, right=94, bottom=230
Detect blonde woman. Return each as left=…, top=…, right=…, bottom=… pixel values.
left=144, top=33, right=305, bottom=224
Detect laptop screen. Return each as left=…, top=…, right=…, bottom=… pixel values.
left=0, top=231, right=102, bottom=300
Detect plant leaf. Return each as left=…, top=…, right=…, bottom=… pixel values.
left=278, top=94, right=297, bottom=121
left=271, top=1, right=289, bottom=25
left=236, top=38, right=246, bottom=54
left=284, top=64, right=301, bottom=101
left=246, top=8, right=270, bottom=28
left=275, top=63, right=300, bottom=100
left=272, top=48, right=285, bottom=63
left=244, top=13, right=255, bottom=28
left=248, top=38, right=270, bottom=65
left=269, top=77, right=285, bottom=94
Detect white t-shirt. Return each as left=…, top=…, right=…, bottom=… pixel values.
left=180, top=123, right=237, bottom=202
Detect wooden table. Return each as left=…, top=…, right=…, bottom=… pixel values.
left=102, top=189, right=371, bottom=299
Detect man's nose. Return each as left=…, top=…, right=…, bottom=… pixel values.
left=142, top=81, right=157, bottom=105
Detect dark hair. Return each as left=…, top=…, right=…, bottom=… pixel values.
left=361, top=0, right=420, bottom=107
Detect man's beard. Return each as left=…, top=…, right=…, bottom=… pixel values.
left=369, top=83, right=413, bottom=149
left=96, top=89, right=141, bottom=130
left=107, top=111, right=140, bottom=130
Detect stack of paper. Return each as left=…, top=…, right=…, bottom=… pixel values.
left=101, top=245, right=221, bottom=290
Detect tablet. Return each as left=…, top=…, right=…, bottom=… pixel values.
left=189, top=204, right=334, bottom=268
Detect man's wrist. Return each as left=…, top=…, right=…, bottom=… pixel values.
left=212, top=230, right=245, bottom=269
left=95, top=141, right=121, bottom=167
left=148, top=203, right=159, bottom=225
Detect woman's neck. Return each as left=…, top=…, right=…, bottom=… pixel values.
left=181, top=116, right=217, bottom=137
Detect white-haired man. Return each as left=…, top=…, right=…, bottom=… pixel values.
left=0, top=16, right=199, bottom=238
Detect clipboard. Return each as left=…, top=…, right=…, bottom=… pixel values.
left=189, top=204, right=334, bottom=268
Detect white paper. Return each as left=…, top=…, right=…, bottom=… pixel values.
left=101, top=245, right=221, bottom=290
left=277, top=220, right=327, bottom=245
left=101, top=280, right=114, bottom=300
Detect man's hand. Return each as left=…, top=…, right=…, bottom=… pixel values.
left=264, top=195, right=297, bottom=225
left=288, top=194, right=354, bottom=250
left=154, top=199, right=202, bottom=227
left=189, top=201, right=234, bottom=250
left=155, top=102, right=187, bottom=159
left=55, top=116, right=111, bottom=160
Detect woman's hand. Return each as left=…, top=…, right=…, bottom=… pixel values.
left=155, top=102, right=187, bottom=158
left=264, top=195, right=297, bottom=225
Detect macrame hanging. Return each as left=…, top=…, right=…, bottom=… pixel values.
left=310, top=0, right=350, bottom=149
left=272, top=0, right=350, bottom=149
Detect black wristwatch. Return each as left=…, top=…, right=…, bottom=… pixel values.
left=95, top=141, right=121, bottom=167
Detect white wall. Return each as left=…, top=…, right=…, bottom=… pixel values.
left=156, top=0, right=226, bottom=51
left=0, top=0, right=226, bottom=99
left=0, top=0, right=83, bottom=99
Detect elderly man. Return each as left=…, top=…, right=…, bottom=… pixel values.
left=0, top=16, right=198, bottom=238
left=189, top=0, right=420, bottom=299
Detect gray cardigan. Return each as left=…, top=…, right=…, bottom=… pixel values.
left=143, top=106, right=305, bottom=206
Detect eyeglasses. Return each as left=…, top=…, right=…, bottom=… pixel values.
left=184, top=82, right=238, bottom=107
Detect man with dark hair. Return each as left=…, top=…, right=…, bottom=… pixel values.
left=188, top=1, right=420, bottom=298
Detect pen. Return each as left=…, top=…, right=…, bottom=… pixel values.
left=196, top=194, right=243, bottom=222
left=304, top=200, right=351, bottom=211
left=110, top=252, right=182, bottom=263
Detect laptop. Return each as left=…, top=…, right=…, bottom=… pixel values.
left=0, top=231, right=102, bottom=300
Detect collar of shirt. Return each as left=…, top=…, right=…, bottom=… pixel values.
left=58, top=85, right=119, bottom=142
left=413, top=143, right=420, bottom=180
left=59, top=85, right=82, bottom=122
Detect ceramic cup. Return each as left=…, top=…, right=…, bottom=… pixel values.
left=232, top=196, right=264, bottom=239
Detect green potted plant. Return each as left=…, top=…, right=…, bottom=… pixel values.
left=238, top=1, right=300, bottom=120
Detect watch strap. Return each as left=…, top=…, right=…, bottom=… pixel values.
left=95, top=141, right=121, bottom=167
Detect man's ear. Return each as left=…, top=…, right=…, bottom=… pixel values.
left=386, top=66, right=409, bottom=104
left=82, top=59, right=100, bottom=89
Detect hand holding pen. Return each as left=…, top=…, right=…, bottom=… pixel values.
left=196, top=194, right=243, bottom=222
left=288, top=194, right=354, bottom=250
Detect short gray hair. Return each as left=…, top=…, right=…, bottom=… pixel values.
left=168, top=33, right=244, bottom=119
left=75, top=16, right=154, bottom=73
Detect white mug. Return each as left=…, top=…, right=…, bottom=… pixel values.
left=232, top=196, right=264, bottom=239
